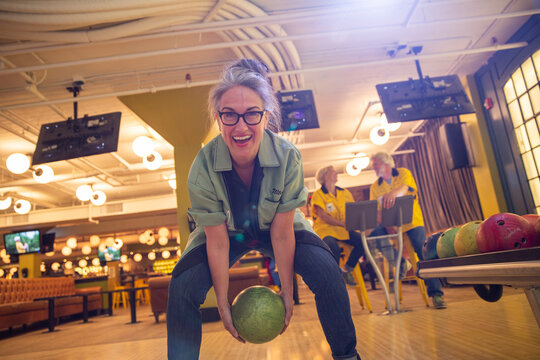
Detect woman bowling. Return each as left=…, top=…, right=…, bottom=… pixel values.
left=166, top=58, right=361, bottom=360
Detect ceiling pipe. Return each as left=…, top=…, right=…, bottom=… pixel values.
left=295, top=132, right=425, bottom=151
left=0, top=42, right=528, bottom=111
left=0, top=7, right=537, bottom=56
left=352, top=100, right=380, bottom=141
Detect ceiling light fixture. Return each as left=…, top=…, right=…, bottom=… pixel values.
left=14, top=199, right=31, bottom=214
left=92, top=258, right=100, bottom=266
left=0, top=196, right=12, bottom=210
left=89, top=235, right=100, bottom=247
left=32, top=164, right=54, bottom=183
left=81, top=244, right=92, bottom=255
left=168, top=174, right=177, bottom=189
left=132, top=136, right=154, bottom=157
left=90, top=190, right=107, bottom=206
left=6, top=153, right=30, bottom=174
left=143, top=151, right=163, bottom=170
left=76, top=185, right=93, bottom=201
left=148, top=252, right=156, bottom=260
left=370, top=126, right=390, bottom=146
left=61, top=246, right=72, bottom=256
left=66, top=237, right=78, bottom=249
left=380, top=113, right=401, bottom=132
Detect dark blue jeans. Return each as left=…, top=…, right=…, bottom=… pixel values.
left=167, top=231, right=360, bottom=360
left=369, top=225, right=443, bottom=297
left=323, top=231, right=365, bottom=270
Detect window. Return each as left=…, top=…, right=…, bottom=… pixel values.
left=503, top=49, right=540, bottom=214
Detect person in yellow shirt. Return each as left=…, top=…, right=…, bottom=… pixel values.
left=369, top=151, right=446, bottom=309
left=311, top=165, right=365, bottom=286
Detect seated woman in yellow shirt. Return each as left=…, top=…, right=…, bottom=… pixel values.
left=311, top=165, right=365, bottom=285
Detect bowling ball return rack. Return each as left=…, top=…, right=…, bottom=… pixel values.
left=417, top=246, right=540, bottom=328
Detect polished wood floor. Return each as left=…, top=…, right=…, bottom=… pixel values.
left=1, top=281, right=539, bottom=360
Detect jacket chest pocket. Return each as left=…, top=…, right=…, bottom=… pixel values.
left=259, top=198, right=280, bottom=228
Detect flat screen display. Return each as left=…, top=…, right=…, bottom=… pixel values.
left=98, top=246, right=121, bottom=262
left=3, top=230, right=41, bottom=255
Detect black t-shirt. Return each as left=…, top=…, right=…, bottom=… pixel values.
left=222, top=157, right=265, bottom=246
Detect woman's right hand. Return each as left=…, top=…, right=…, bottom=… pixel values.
left=218, top=303, right=245, bottom=343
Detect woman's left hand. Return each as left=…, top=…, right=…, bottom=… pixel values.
left=279, top=290, right=294, bottom=334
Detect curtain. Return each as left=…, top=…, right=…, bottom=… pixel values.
left=394, top=117, right=484, bottom=234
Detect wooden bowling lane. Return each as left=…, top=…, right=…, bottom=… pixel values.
left=0, top=283, right=539, bottom=359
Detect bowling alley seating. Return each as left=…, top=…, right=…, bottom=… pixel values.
left=338, top=243, right=373, bottom=312
left=148, top=265, right=269, bottom=323
left=0, top=277, right=102, bottom=331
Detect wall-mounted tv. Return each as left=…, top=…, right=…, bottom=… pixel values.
left=3, top=230, right=41, bottom=255
left=98, top=246, right=121, bottom=262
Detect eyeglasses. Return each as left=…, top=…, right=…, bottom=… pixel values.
left=218, top=110, right=266, bottom=126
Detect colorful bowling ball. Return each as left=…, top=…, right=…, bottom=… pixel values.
left=422, top=232, right=442, bottom=260
left=436, top=226, right=460, bottom=258
left=522, top=214, right=540, bottom=241
left=231, top=285, right=285, bottom=344
left=476, top=213, right=539, bottom=252
left=454, top=221, right=482, bottom=256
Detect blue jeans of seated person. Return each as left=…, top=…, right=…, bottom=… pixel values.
left=369, top=225, right=443, bottom=298
left=167, top=231, right=360, bottom=360
left=323, top=231, right=365, bottom=270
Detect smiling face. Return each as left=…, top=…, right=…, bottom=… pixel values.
left=371, top=157, right=392, bottom=180
left=217, top=86, right=268, bottom=167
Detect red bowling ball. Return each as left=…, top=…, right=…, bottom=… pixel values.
left=476, top=213, right=539, bottom=252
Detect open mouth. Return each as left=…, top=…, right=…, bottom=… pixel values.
left=233, top=135, right=252, bottom=144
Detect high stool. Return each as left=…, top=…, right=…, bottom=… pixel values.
left=134, top=279, right=150, bottom=305
left=381, top=235, right=429, bottom=307
left=339, top=243, right=373, bottom=313
left=112, top=285, right=129, bottom=309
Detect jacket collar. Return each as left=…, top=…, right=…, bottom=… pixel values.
left=213, top=130, right=280, bottom=172
left=377, top=168, right=399, bottom=185
left=321, top=184, right=344, bottom=194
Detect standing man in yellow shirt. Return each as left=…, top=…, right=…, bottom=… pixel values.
left=311, top=165, right=365, bottom=286
left=369, top=152, right=446, bottom=309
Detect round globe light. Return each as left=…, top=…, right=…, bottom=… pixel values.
left=61, top=246, right=72, bottom=256
left=146, top=236, right=156, bottom=246
left=143, top=151, right=163, bottom=171
left=158, top=236, right=168, bottom=246
left=81, top=244, right=92, bottom=255
left=113, top=238, right=123, bottom=249
left=66, top=237, right=77, bottom=249
left=132, top=136, right=154, bottom=157
left=90, top=190, right=107, bottom=206
left=98, top=243, right=106, bottom=252
left=138, top=233, right=148, bottom=244
left=346, top=159, right=362, bottom=177
left=6, top=153, right=30, bottom=174
left=89, top=235, right=100, bottom=247
left=176, top=249, right=182, bottom=257
left=92, top=258, right=101, bottom=266
left=120, top=255, right=128, bottom=263
left=105, top=237, right=115, bottom=247
left=14, top=199, right=31, bottom=214
left=33, top=165, right=54, bottom=183
left=370, top=126, right=390, bottom=146
left=51, top=262, right=60, bottom=271
left=148, top=252, right=156, bottom=260
left=0, top=196, right=12, bottom=210
left=0, top=268, right=4, bottom=277
left=76, top=185, right=93, bottom=201
left=78, top=259, right=87, bottom=267
left=133, top=253, right=143, bottom=262
left=64, top=261, right=73, bottom=269
left=158, top=227, right=170, bottom=238
left=162, top=250, right=170, bottom=259
left=168, top=178, right=177, bottom=189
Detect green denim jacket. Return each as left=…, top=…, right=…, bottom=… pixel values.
left=182, top=129, right=315, bottom=257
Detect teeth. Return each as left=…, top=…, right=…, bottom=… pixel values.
left=234, top=135, right=251, bottom=141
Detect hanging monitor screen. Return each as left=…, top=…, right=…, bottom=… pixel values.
left=278, top=90, right=320, bottom=131
left=376, top=75, right=476, bottom=123
left=32, top=112, right=121, bottom=165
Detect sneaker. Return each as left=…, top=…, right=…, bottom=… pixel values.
left=399, top=259, right=413, bottom=279
left=342, top=271, right=357, bottom=286
left=432, top=295, right=447, bottom=309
